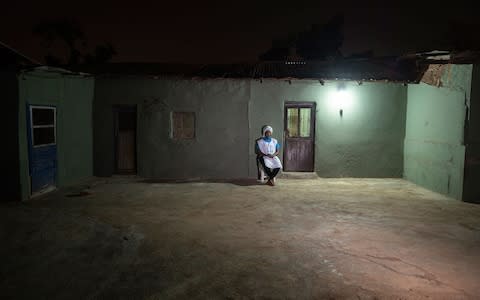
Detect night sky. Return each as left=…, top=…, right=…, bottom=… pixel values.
left=1, top=0, right=478, bottom=64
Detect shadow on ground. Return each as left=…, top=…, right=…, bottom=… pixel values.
left=141, top=178, right=264, bottom=186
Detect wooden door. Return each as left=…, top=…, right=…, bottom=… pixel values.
left=114, top=107, right=137, bottom=174
left=284, top=102, right=315, bottom=172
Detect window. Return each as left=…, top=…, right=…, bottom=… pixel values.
left=172, top=112, right=195, bottom=139
left=286, top=107, right=312, bottom=138
left=299, top=108, right=311, bottom=137
left=287, top=108, right=299, bottom=137
left=30, top=106, right=56, bottom=147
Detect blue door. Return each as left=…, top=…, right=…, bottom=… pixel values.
left=27, top=105, right=57, bottom=194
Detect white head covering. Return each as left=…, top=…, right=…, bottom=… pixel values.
left=262, top=125, right=273, bottom=136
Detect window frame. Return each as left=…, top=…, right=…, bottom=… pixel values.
left=171, top=111, right=196, bottom=140
left=30, top=105, right=57, bottom=148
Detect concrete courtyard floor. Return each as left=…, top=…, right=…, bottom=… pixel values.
left=1, top=177, right=480, bottom=299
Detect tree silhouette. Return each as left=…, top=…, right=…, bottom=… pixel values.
left=33, top=19, right=116, bottom=66
left=84, top=43, right=117, bottom=64
left=260, top=14, right=345, bottom=61
left=33, top=19, right=85, bottom=65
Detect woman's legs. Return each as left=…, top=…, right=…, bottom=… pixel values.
left=260, top=157, right=280, bottom=180
left=271, top=168, right=280, bottom=178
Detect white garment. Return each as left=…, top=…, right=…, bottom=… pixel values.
left=257, top=138, right=283, bottom=169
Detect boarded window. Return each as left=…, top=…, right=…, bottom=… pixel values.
left=172, top=112, right=195, bottom=139
left=31, top=107, right=56, bottom=146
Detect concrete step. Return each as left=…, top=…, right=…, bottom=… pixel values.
left=279, top=172, right=319, bottom=179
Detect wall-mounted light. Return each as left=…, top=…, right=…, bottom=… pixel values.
left=336, top=83, right=350, bottom=117
left=327, top=83, right=353, bottom=117
left=338, top=91, right=345, bottom=117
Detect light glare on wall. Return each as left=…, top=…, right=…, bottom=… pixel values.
left=328, top=87, right=352, bottom=117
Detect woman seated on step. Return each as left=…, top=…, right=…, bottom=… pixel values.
left=255, top=125, right=283, bottom=186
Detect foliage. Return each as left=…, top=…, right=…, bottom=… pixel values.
left=33, top=19, right=116, bottom=66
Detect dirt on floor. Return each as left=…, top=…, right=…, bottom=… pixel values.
left=1, top=177, right=480, bottom=300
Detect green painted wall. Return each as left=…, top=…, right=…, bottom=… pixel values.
left=1, top=70, right=20, bottom=201
left=18, top=68, right=94, bottom=200
left=249, top=80, right=407, bottom=177
left=404, top=65, right=472, bottom=200
left=464, top=64, right=480, bottom=203
left=94, top=78, right=250, bottom=178
left=95, top=78, right=406, bottom=179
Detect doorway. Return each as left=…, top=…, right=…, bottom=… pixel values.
left=114, top=106, right=137, bottom=174
left=284, top=102, right=316, bottom=172
left=27, top=105, right=57, bottom=194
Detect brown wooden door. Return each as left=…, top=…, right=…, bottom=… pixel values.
left=114, top=107, right=137, bottom=174
left=284, top=102, right=315, bottom=171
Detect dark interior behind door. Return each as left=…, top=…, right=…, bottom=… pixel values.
left=114, top=106, right=137, bottom=174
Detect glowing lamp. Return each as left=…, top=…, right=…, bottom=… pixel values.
left=335, top=83, right=352, bottom=117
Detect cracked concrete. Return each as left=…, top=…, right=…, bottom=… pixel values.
left=1, top=177, right=479, bottom=299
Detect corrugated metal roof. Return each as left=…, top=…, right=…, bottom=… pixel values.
left=250, top=58, right=418, bottom=81
left=69, top=50, right=480, bottom=82
left=73, top=56, right=423, bottom=82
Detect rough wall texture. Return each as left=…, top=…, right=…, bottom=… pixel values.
left=94, top=78, right=250, bottom=178
left=18, top=70, right=94, bottom=200
left=1, top=71, right=20, bottom=201
left=249, top=80, right=407, bottom=178
left=95, top=78, right=406, bottom=179
left=404, top=64, right=472, bottom=200
left=464, top=64, right=480, bottom=203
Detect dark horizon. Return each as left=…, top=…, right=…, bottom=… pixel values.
left=1, top=0, right=479, bottom=64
